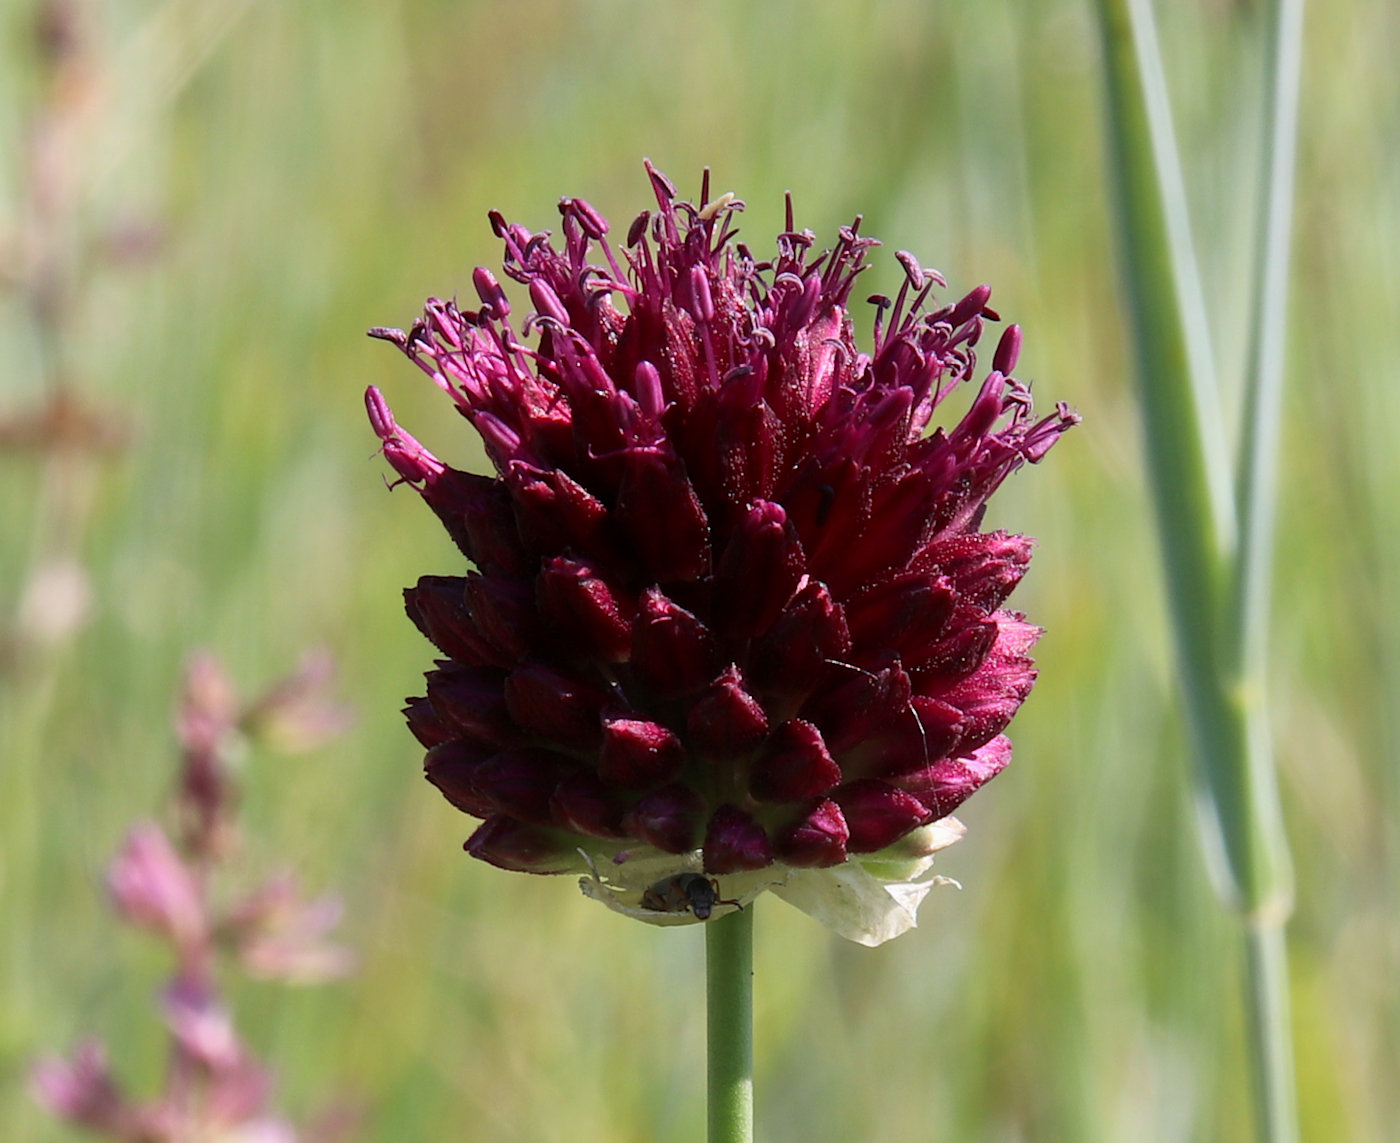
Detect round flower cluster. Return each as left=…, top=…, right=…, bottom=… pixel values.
left=367, top=165, right=1074, bottom=943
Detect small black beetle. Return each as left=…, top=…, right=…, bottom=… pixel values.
left=640, top=873, right=742, bottom=920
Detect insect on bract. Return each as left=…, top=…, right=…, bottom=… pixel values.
left=578, top=850, right=781, bottom=928
left=640, top=873, right=743, bottom=921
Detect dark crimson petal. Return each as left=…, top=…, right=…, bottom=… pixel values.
left=842, top=572, right=957, bottom=659
left=800, top=659, right=913, bottom=755
left=836, top=695, right=964, bottom=780
left=624, top=783, right=705, bottom=853
left=464, top=573, right=541, bottom=662
left=536, top=557, right=635, bottom=663
left=405, top=576, right=506, bottom=669
left=424, top=666, right=518, bottom=750
left=782, top=457, right=868, bottom=566
left=897, top=734, right=1012, bottom=819
left=404, top=694, right=454, bottom=748
left=469, top=747, right=577, bottom=823
left=679, top=388, right=780, bottom=529
left=832, top=779, right=931, bottom=853
left=702, top=805, right=774, bottom=874
left=747, top=580, right=851, bottom=699
left=914, top=608, right=999, bottom=682
left=423, top=740, right=496, bottom=818
left=687, top=666, right=769, bottom=758
left=712, top=501, right=806, bottom=639
left=506, top=463, right=611, bottom=560
left=932, top=616, right=1040, bottom=751
left=614, top=450, right=711, bottom=582
left=465, top=815, right=580, bottom=874
left=817, top=474, right=936, bottom=600
left=630, top=588, right=719, bottom=698
left=773, top=799, right=849, bottom=868
left=748, top=719, right=842, bottom=803
left=550, top=771, right=628, bottom=839
left=504, top=663, right=609, bottom=750
left=597, top=717, right=686, bottom=788
left=422, top=469, right=531, bottom=576
left=397, top=459, right=526, bottom=577
left=659, top=303, right=701, bottom=411
left=915, top=531, right=1032, bottom=612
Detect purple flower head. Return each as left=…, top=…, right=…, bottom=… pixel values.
left=369, top=164, right=1076, bottom=944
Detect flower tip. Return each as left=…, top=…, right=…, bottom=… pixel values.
left=473, top=267, right=510, bottom=319
left=992, top=323, right=1023, bottom=375
left=895, top=249, right=925, bottom=290
left=949, top=283, right=993, bottom=328
left=529, top=278, right=570, bottom=327
left=364, top=386, right=395, bottom=439
left=366, top=325, right=408, bottom=347
left=643, top=159, right=678, bottom=203
left=559, top=195, right=610, bottom=238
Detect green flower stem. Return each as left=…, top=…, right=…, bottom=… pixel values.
left=706, top=905, right=754, bottom=1143
left=1095, top=0, right=1301, bottom=1140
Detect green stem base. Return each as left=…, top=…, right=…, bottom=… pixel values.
left=706, top=905, right=753, bottom=1143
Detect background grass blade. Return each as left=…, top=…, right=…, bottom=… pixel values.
left=1094, top=0, right=1302, bottom=1139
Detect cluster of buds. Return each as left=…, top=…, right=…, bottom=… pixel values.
left=31, top=652, right=355, bottom=1142
left=369, top=165, right=1075, bottom=945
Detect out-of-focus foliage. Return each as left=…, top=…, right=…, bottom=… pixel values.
left=2, top=1, right=1394, bottom=1140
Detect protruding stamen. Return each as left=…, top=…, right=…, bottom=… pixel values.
left=529, top=279, right=570, bottom=327
left=473, top=267, right=510, bottom=319
left=366, top=326, right=409, bottom=348
left=365, top=387, right=447, bottom=485
left=948, top=284, right=992, bottom=329
left=697, top=191, right=737, bottom=224
left=634, top=361, right=665, bottom=420
left=689, top=266, right=715, bottom=322
left=993, top=324, right=1022, bottom=376
left=895, top=250, right=925, bottom=291
left=474, top=411, right=521, bottom=459
left=868, top=293, right=892, bottom=349
left=562, top=197, right=609, bottom=239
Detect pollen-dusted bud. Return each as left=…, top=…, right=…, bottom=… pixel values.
left=749, top=719, right=841, bottom=803
left=631, top=588, right=718, bottom=697
left=688, top=666, right=769, bottom=758
left=536, top=557, right=635, bottom=663
left=466, top=815, right=581, bottom=873
left=504, top=663, right=609, bottom=750
left=625, top=784, right=706, bottom=854
left=703, top=805, right=774, bottom=874
left=833, top=780, right=932, bottom=853
left=598, top=717, right=686, bottom=788
left=712, top=500, right=806, bottom=638
left=773, top=798, right=849, bottom=868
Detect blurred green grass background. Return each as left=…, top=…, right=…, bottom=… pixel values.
left=2, top=1, right=1396, bottom=1139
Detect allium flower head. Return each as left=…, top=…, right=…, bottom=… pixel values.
left=368, top=164, right=1076, bottom=944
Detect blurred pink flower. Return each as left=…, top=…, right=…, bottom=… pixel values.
left=106, top=823, right=204, bottom=951
left=223, top=873, right=355, bottom=984
left=30, top=1042, right=142, bottom=1141
left=243, top=648, right=356, bottom=755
